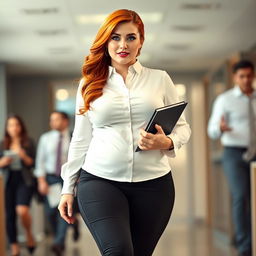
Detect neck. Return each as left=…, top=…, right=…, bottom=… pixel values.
left=114, top=65, right=129, bottom=81
left=241, top=87, right=254, bottom=96
left=10, top=136, right=21, bottom=144
left=59, top=128, right=67, bottom=134
left=111, top=60, right=136, bottom=81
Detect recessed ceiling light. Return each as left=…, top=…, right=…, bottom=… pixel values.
left=22, top=8, right=59, bottom=15
left=77, top=12, right=163, bottom=25
left=172, top=25, right=204, bottom=32
left=181, top=3, right=221, bottom=10
left=36, top=29, right=67, bottom=36
left=56, top=89, right=69, bottom=101
left=140, top=13, right=163, bottom=23
left=77, top=14, right=107, bottom=24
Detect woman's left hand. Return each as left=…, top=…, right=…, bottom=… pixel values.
left=138, top=124, right=174, bottom=151
left=16, top=148, right=27, bottom=159
left=15, top=148, right=33, bottom=165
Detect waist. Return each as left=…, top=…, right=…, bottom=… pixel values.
left=224, top=146, right=247, bottom=151
left=9, top=168, right=22, bottom=172
left=46, top=173, right=61, bottom=177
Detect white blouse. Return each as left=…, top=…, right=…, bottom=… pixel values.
left=61, top=61, right=191, bottom=195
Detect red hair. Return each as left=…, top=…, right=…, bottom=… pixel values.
left=80, top=9, right=144, bottom=113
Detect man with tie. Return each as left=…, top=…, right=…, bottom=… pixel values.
left=35, top=111, right=73, bottom=255
left=208, top=60, right=255, bottom=256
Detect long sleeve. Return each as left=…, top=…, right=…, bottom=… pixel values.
left=24, top=138, right=36, bottom=168
left=34, top=134, right=47, bottom=177
left=61, top=80, right=93, bottom=195
left=162, top=71, right=191, bottom=158
left=207, top=95, right=224, bottom=140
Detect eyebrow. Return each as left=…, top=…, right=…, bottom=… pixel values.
left=111, top=33, right=137, bottom=36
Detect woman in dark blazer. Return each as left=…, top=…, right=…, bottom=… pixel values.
left=0, top=114, right=36, bottom=256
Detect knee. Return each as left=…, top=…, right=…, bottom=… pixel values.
left=103, top=244, right=134, bottom=256
left=16, top=206, right=29, bottom=218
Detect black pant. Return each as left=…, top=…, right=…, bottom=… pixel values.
left=5, top=171, right=33, bottom=243
left=77, top=170, right=175, bottom=256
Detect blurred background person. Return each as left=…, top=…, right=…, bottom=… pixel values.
left=34, top=111, right=79, bottom=256
left=0, top=114, right=36, bottom=256
left=208, top=60, right=255, bottom=256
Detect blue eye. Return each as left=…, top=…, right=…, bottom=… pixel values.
left=127, top=36, right=136, bottom=41
left=111, top=35, right=120, bottom=41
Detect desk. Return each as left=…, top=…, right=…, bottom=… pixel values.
left=251, top=161, right=256, bottom=256
left=0, top=175, right=6, bottom=256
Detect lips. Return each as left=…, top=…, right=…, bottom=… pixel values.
left=117, top=52, right=129, bottom=57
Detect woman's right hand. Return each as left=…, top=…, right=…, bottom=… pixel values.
left=0, top=156, right=12, bottom=168
left=58, top=194, right=75, bottom=224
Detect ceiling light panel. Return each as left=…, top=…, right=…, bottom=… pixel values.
left=21, top=7, right=59, bottom=15
left=181, top=3, right=221, bottom=10
left=172, top=25, right=204, bottom=32
left=77, top=12, right=163, bottom=25
left=36, top=29, right=68, bottom=36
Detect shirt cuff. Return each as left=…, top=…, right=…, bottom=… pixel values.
left=161, top=133, right=179, bottom=158
left=61, top=181, right=76, bottom=196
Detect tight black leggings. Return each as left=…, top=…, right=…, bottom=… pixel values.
left=77, top=170, right=175, bottom=256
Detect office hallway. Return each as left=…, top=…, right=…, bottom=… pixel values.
left=14, top=217, right=238, bottom=256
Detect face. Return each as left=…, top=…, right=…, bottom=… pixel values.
left=7, top=118, right=22, bottom=138
left=107, top=22, right=142, bottom=69
left=49, top=113, right=68, bottom=131
left=233, top=68, right=254, bottom=93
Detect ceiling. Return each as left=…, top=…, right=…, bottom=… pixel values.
left=0, top=0, right=256, bottom=76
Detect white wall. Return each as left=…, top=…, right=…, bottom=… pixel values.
left=0, top=64, right=7, bottom=137
left=190, top=81, right=208, bottom=221
left=167, top=72, right=208, bottom=223
left=7, top=76, right=56, bottom=141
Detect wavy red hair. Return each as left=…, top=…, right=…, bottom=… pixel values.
left=79, top=9, right=145, bottom=113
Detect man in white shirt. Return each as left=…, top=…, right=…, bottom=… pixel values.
left=208, top=60, right=255, bottom=256
left=34, top=111, right=73, bottom=255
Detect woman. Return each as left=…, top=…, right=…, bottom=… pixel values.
left=0, top=115, right=36, bottom=256
left=59, top=9, right=191, bottom=256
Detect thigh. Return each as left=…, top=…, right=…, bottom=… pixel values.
left=5, top=176, right=16, bottom=217
left=127, top=172, right=175, bottom=256
left=222, top=148, right=250, bottom=198
left=77, top=171, right=133, bottom=256
left=16, top=178, right=33, bottom=206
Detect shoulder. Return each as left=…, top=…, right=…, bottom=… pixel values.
left=39, top=130, right=56, bottom=141
left=216, top=88, right=235, bottom=103
left=141, top=66, right=173, bottom=84
left=143, top=66, right=174, bottom=82
left=142, top=66, right=167, bottom=77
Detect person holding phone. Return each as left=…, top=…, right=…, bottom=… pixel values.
left=58, top=9, right=191, bottom=256
left=0, top=114, right=36, bottom=256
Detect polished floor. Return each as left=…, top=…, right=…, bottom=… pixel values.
left=9, top=216, right=240, bottom=256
